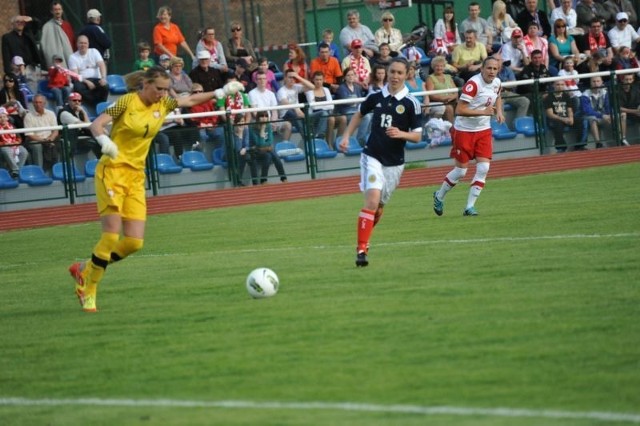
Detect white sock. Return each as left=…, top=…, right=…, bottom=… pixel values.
left=466, top=162, right=489, bottom=209
left=437, top=167, right=467, bottom=200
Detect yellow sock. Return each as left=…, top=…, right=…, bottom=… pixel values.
left=111, top=236, right=144, bottom=263
left=84, top=232, right=119, bottom=294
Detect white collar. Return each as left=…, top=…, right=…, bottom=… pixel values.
left=382, top=84, right=408, bottom=100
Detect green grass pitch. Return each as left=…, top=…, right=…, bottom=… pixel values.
left=0, top=163, right=639, bottom=425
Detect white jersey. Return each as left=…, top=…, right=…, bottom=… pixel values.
left=454, top=73, right=501, bottom=132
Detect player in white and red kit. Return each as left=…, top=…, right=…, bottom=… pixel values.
left=433, top=56, right=504, bottom=216
left=339, top=57, right=422, bottom=267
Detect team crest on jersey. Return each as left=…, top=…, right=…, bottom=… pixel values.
left=395, top=105, right=405, bottom=114
left=153, top=111, right=161, bottom=119
left=368, top=175, right=377, bottom=183
left=107, top=188, right=115, bottom=198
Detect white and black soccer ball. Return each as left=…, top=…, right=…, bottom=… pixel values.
left=246, top=267, right=279, bottom=298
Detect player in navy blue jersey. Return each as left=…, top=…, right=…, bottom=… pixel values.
left=339, top=57, right=423, bottom=267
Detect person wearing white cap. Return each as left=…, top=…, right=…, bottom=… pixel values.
left=40, top=1, right=75, bottom=68
left=0, top=106, right=28, bottom=178
left=188, top=50, right=224, bottom=92
left=607, top=12, right=640, bottom=51
left=79, top=9, right=112, bottom=61
left=603, top=0, right=637, bottom=29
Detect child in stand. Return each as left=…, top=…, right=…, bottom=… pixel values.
left=10, top=56, right=33, bottom=105
left=320, top=28, right=341, bottom=62
left=557, top=56, right=581, bottom=112
left=0, top=106, right=28, bottom=178
left=133, top=41, right=155, bottom=71
left=48, top=54, right=73, bottom=108
left=251, top=57, right=279, bottom=93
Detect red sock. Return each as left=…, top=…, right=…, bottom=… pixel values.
left=357, top=209, right=375, bottom=253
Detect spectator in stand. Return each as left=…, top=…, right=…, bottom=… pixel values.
left=277, top=69, right=314, bottom=138
left=550, top=0, right=583, bottom=35
left=619, top=73, right=640, bottom=125
left=576, top=49, right=611, bottom=84
left=0, top=106, right=27, bottom=178
left=133, top=42, right=155, bottom=71
left=249, top=111, right=288, bottom=184
left=41, top=1, right=75, bottom=68
left=310, top=42, right=343, bottom=93
left=519, top=49, right=552, bottom=95
left=224, top=21, right=258, bottom=71
left=68, top=35, right=109, bottom=109
left=319, top=28, right=341, bottom=62
left=248, top=71, right=292, bottom=141
left=499, top=27, right=530, bottom=76
left=452, top=29, right=488, bottom=82
left=158, top=54, right=171, bottom=71
left=495, top=51, right=531, bottom=118
left=24, top=94, right=59, bottom=173
left=233, top=58, right=252, bottom=91
left=608, top=12, right=640, bottom=51
left=168, top=56, right=192, bottom=98
left=576, top=0, right=612, bottom=33
left=153, top=6, right=195, bottom=62
left=581, top=75, right=628, bottom=147
left=194, top=27, right=228, bottom=73
left=339, top=10, right=378, bottom=58
left=57, top=92, right=100, bottom=158
left=603, top=0, right=637, bottom=29
left=613, top=45, right=640, bottom=75
left=189, top=50, right=224, bottom=93
left=252, top=57, right=280, bottom=93
left=10, top=56, right=33, bottom=103
left=545, top=79, right=579, bottom=152
left=434, top=6, right=462, bottom=55
left=48, top=54, right=73, bottom=108
left=79, top=9, right=111, bottom=63
left=558, top=56, right=582, bottom=111
left=216, top=74, right=251, bottom=146
left=374, top=11, right=403, bottom=54
left=425, top=56, right=458, bottom=123
left=2, top=15, right=40, bottom=90
left=0, top=73, right=28, bottom=131
left=523, top=22, right=550, bottom=72
left=516, top=0, right=551, bottom=38
left=283, top=44, right=309, bottom=80
left=305, top=71, right=342, bottom=149
left=459, top=2, right=492, bottom=53
left=487, top=0, right=517, bottom=52
left=335, top=67, right=370, bottom=146
left=405, top=61, right=429, bottom=120
left=341, top=39, right=371, bottom=91
left=581, top=18, right=615, bottom=72
left=188, top=83, right=224, bottom=149
left=371, top=43, right=394, bottom=70
left=369, top=65, right=387, bottom=94
left=549, top=19, right=582, bottom=73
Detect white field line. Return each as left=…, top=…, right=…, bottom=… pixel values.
left=0, top=397, right=639, bottom=422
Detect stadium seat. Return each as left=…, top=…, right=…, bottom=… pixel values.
left=342, top=137, right=363, bottom=156
left=106, top=74, right=128, bottom=95
left=312, top=138, right=337, bottom=159
left=212, top=147, right=228, bottom=168
left=52, top=162, right=86, bottom=182
left=275, top=141, right=305, bottom=162
left=96, top=101, right=111, bottom=116
left=503, top=103, right=514, bottom=111
left=514, top=116, right=537, bottom=137
left=37, top=79, right=55, bottom=101
left=269, top=61, right=284, bottom=81
left=18, top=165, right=53, bottom=186
left=84, top=158, right=98, bottom=177
left=491, top=118, right=518, bottom=140
left=0, top=168, right=19, bottom=189
left=154, top=153, right=182, bottom=174
left=181, top=150, right=214, bottom=171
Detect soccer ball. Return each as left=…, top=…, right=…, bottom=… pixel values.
left=246, top=267, right=279, bottom=298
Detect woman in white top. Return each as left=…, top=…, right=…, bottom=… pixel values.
left=305, top=71, right=340, bottom=148
left=433, top=6, right=462, bottom=54
left=374, top=11, right=403, bottom=53
left=193, top=27, right=228, bottom=72
left=487, top=0, right=517, bottom=51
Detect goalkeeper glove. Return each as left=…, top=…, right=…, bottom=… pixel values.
left=95, top=134, right=118, bottom=159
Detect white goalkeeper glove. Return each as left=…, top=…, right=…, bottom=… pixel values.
left=95, top=134, right=118, bottom=159
left=214, top=81, right=245, bottom=99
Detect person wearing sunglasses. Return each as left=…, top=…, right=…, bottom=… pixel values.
left=374, top=11, right=402, bottom=53
left=607, top=12, right=640, bottom=51
left=224, top=21, right=258, bottom=71
left=57, top=92, right=101, bottom=158
left=602, top=0, right=637, bottom=29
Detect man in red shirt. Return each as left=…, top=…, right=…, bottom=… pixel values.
left=310, top=42, right=343, bottom=93
left=40, top=1, right=75, bottom=68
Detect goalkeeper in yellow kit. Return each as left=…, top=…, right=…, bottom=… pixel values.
left=69, top=66, right=244, bottom=312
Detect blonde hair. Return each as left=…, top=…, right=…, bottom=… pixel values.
left=124, top=67, right=170, bottom=92
left=156, top=6, right=172, bottom=19
left=381, top=11, right=394, bottom=23
left=169, top=56, right=184, bottom=67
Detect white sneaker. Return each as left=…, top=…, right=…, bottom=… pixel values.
left=622, top=139, right=630, bottom=146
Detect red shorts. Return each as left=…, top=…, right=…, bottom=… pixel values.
left=449, top=128, right=493, bottom=164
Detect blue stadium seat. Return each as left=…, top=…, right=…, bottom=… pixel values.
left=342, top=137, right=363, bottom=156
left=84, top=158, right=98, bottom=177
left=96, top=101, right=111, bottom=116
left=0, top=168, right=19, bottom=189
left=52, top=162, right=86, bottom=182
left=181, top=150, right=214, bottom=171
left=313, top=138, right=337, bottom=159
left=269, top=62, right=284, bottom=81
left=275, top=141, right=305, bottom=162
left=212, top=147, right=228, bottom=168
left=106, top=74, right=128, bottom=95
left=514, top=116, right=537, bottom=137
left=491, top=118, right=518, bottom=140
left=154, top=153, right=182, bottom=174
left=18, top=165, right=53, bottom=186
left=37, top=79, right=55, bottom=101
